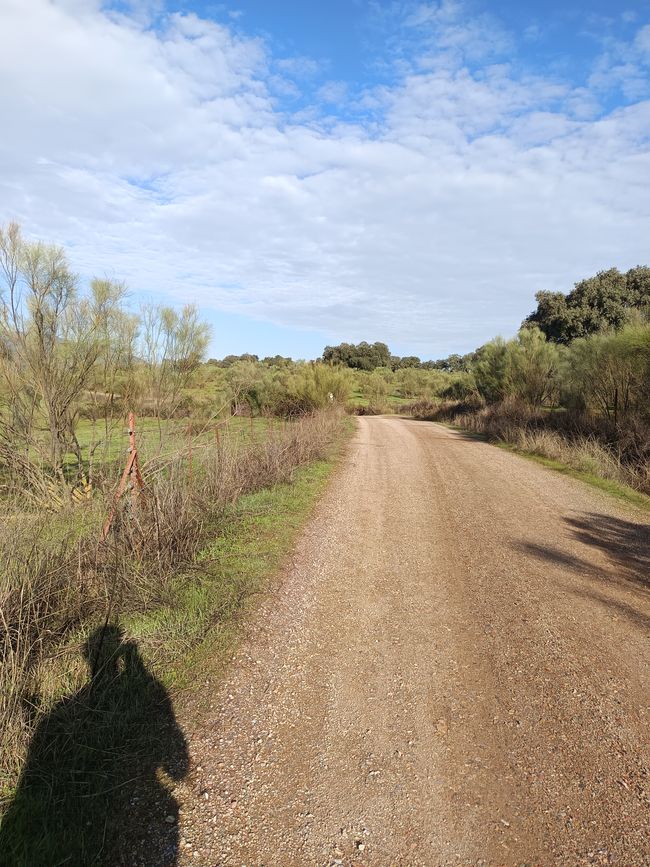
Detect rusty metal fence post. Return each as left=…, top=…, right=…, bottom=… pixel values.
left=100, top=411, right=144, bottom=541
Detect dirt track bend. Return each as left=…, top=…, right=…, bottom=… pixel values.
left=173, top=416, right=650, bottom=866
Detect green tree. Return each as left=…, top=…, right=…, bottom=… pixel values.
left=508, top=327, right=561, bottom=407
left=473, top=338, right=511, bottom=403
left=395, top=367, right=427, bottom=399
left=563, top=323, right=650, bottom=424
left=363, top=370, right=390, bottom=404
left=398, top=355, right=421, bottom=369
left=322, top=341, right=391, bottom=371
left=140, top=304, right=211, bottom=424
left=287, top=364, right=352, bottom=411
left=0, top=223, right=125, bottom=476
left=524, top=266, right=650, bottom=343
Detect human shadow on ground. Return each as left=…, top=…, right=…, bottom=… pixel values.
left=0, top=625, right=189, bottom=867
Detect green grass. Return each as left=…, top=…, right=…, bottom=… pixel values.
left=71, top=415, right=279, bottom=467
left=347, top=389, right=412, bottom=410
left=0, top=414, right=285, bottom=487
left=348, top=388, right=369, bottom=407
left=129, top=455, right=341, bottom=688
left=0, top=420, right=353, bottom=865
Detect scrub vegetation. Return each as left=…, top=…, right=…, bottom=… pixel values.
left=0, top=224, right=349, bottom=820
left=1, top=223, right=648, bottom=860
left=403, top=268, right=650, bottom=497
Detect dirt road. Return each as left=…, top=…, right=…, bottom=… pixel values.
left=174, top=417, right=650, bottom=866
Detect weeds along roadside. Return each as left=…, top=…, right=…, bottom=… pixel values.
left=0, top=408, right=347, bottom=796
left=403, top=398, right=650, bottom=501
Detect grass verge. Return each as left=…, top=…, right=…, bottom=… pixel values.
left=0, top=418, right=353, bottom=866
left=135, top=453, right=345, bottom=692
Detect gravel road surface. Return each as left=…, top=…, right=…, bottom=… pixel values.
left=173, top=417, right=650, bottom=866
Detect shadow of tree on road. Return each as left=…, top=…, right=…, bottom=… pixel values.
left=0, top=625, right=189, bottom=867
left=568, top=586, right=650, bottom=632
left=518, top=512, right=650, bottom=632
left=564, top=513, right=649, bottom=591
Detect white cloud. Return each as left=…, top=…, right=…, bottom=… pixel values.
left=588, top=23, right=650, bottom=101
left=317, top=80, right=349, bottom=105
left=0, top=0, right=649, bottom=357
left=635, top=24, right=650, bottom=55
left=275, top=55, right=324, bottom=80
left=403, top=0, right=512, bottom=66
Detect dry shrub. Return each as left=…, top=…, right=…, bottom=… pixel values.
left=401, top=395, right=484, bottom=419
left=512, top=429, right=626, bottom=479
left=399, top=399, right=439, bottom=418
left=0, top=409, right=344, bottom=793
left=350, top=403, right=392, bottom=416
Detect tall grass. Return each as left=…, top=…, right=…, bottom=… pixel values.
left=0, top=409, right=344, bottom=794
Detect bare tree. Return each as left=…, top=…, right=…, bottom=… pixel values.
left=140, top=304, right=211, bottom=435
left=86, top=280, right=137, bottom=422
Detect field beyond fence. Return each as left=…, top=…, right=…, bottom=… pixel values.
left=0, top=407, right=346, bottom=807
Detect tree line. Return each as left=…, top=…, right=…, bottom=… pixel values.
left=0, top=223, right=356, bottom=495
left=321, top=267, right=650, bottom=374
left=471, top=266, right=650, bottom=422
left=0, top=223, right=212, bottom=482
left=2, top=219, right=647, bottom=488
left=321, top=265, right=650, bottom=422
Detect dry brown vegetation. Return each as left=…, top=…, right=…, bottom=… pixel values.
left=0, top=409, right=344, bottom=793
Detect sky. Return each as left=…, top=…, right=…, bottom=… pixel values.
left=1, top=1, right=649, bottom=360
